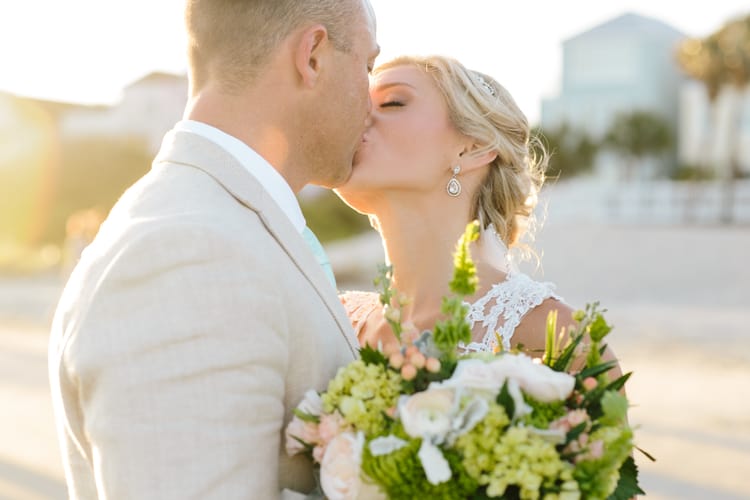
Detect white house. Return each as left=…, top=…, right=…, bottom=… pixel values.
left=541, top=13, right=686, bottom=179
left=61, top=72, right=188, bottom=154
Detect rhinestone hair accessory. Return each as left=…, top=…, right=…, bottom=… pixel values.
left=475, top=74, right=497, bottom=98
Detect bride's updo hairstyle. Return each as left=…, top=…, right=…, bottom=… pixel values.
left=373, top=56, right=548, bottom=247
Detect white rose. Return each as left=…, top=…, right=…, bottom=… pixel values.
left=493, top=355, right=575, bottom=403
left=432, top=359, right=502, bottom=394
left=397, top=389, right=455, bottom=440
left=431, top=355, right=574, bottom=406
left=320, top=431, right=365, bottom=500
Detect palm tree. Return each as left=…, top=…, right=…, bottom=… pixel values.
left=603, top=111, right=673, bottom=182
left=676, top=14, right=750, bottom=223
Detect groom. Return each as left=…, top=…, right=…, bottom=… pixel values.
left=48, top=0, right=378, bottom=498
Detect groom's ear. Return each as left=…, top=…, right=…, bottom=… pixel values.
left=294, top=24, right=330, bottom=88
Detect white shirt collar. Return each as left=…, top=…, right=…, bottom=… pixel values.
left=172, top=120, right=306, bottom=233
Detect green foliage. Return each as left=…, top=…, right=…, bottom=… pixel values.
left=374, top=264, right=403, bottom=341
left=523, top=396, right=567, bottom=430
left=432, top=297, right=472, bottom=356
left=574, top=427, right=634, bottom=499
left=600, top=391, right=629, bottom=426
left=430, top=221, right=480, bottom=358
left=532, top=124, right=598, bottom=179
left=299, top=189, right=371, bottom=243
left=608, top=456, right=645, bottom=500
left=449, top=220, right=480, bottom=296
left=362, top=437, right=478, bottom=499
left=670, top=164, right=717, bottom=181
left=603, top=111, right=673, bottom=161
left=360, top=344, right=388, bottom=367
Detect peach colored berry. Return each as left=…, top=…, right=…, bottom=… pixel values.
left=409, top=352, right=426, bottom=369
left=389, top=353, right=404, bottom=370
left=401, top=364, right=417, bottom=381
left=425, top=357, right=441, bottom=373
left=405, top=345, right=419, bottom=358
left=583, top=377, right=598, bottom=391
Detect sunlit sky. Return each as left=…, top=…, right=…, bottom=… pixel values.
left=1, top=1, right=748, bottom=124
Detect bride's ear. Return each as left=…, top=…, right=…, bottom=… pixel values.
left=458, top=142, right=498, bottom=172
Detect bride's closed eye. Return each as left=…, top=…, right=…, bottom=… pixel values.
left=380, top=100, right=404, bottom=108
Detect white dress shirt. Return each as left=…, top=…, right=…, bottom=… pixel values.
left=172, top=120, right=306, bottom=233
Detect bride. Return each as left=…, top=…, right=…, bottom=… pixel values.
left=336, top=55, right=621, bottom=372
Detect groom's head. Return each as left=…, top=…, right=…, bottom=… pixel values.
left=185, top=0, right=379, bottom=189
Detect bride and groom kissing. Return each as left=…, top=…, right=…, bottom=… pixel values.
left=48, top=0, right=622, bottom=498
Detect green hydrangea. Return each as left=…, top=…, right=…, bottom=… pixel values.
left=362, top=433, right=478, bottom=499
left=321, top=360, right=402, bottom=436
left=456, top=407, right=578, bottom=500
left=454, top=402, right=511, bottom=479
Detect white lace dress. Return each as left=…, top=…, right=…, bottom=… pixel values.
left=340, top=271, right=561, bottom=353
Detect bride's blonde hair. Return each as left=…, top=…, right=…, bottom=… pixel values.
left=373, top=55, right=548, bottom=248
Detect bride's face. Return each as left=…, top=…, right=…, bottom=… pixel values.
left=335, top=65, right=465, bottom=212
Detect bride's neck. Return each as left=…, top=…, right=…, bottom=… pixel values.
left=374, top=202, right=472, bottom=320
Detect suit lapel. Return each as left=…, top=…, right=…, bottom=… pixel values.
left=154, top=130, right=359, bottom=358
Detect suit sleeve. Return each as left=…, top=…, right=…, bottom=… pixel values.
left=66, top=223, right=289, bottom=499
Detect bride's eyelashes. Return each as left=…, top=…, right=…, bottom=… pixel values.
left=380, top=100, right=404, bottom=108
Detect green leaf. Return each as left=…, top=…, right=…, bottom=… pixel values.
left=293, top=408, right=320, bottom=423
left=543, top=309, right=558, bottom=366
left=604, top=372, right=632, bottom=393
left=601, top=391, right=629, bottom=424
left=551, top=332, right=584, bottom=372
left=449, top=221, right=480, bottom=296
left=578, top=360, right=619, bottom=380
left=360, top=345, right=388, bottom=366
left=607, top=456, right=645, bottom=500
left=589, top=313, right=613, bottom=342
left=565, top=421, right=588, bottom=444
left=496, top=381, right=516, bottom=419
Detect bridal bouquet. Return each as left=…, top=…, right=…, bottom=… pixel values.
left=286, top=222, right=649, bottom=499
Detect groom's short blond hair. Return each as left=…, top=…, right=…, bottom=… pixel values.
left=185, top=0, right=363, bottom=93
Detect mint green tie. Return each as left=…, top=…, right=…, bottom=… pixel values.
left=301, top=226, right=337, bottom=288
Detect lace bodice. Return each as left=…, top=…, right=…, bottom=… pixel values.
left=340, top=272, right=561, bottom=353
left=461, top=272, right=560, bottom=352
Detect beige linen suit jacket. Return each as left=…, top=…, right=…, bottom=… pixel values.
left=48, top=130, right=359, bottom=499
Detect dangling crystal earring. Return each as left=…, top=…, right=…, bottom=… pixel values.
left=446, top=165, right=461, bottom=197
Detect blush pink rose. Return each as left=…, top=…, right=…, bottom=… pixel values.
left=284, top=417, right=320, bottom=456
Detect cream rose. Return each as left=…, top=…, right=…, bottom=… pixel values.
left=320, top=431, right=365, bottom=500
left=398, top=389, right=455, bottom=440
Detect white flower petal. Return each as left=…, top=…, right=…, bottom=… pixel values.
left=507, top=379, right=533, bottom=419
left=452, top=398, right=488, bottom=437
left=417, top=440, right=452, bottom=485
left=369, top=435, right=408, bottom=456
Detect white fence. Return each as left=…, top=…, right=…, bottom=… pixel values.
left=540, top=179, right=750, bottom=225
